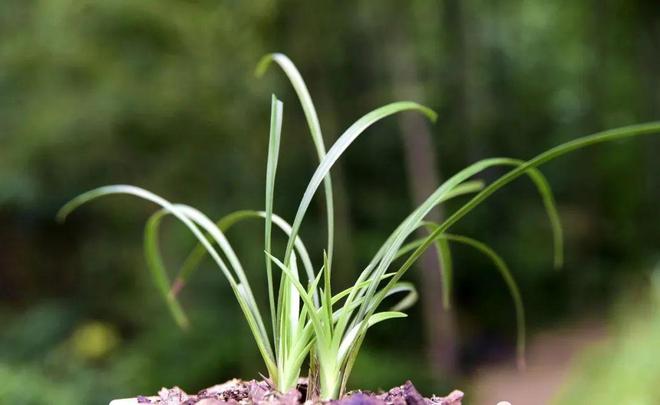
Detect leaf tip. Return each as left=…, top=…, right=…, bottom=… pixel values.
left=255, top=53, right=276, bottom=78
left=55, top=204, right=73, bottom=224
left=55, top=210, right=67, bottom=224
left=409, top=102, right=438, bottom=123
left=424, top=107, right=438, bottom=123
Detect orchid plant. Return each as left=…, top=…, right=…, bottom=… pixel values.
left=58, top=53, right=660, bottom=400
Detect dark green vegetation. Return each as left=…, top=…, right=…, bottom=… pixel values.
left=1, top=1, right=659, bottom=404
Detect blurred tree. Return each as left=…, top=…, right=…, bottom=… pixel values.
left=385, top=6, right=458, bottom=376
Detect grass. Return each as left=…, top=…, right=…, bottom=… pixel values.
left=58, top=53, right=660, bottom=400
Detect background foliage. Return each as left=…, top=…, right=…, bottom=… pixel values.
left=1, top=0, right=659, bottom=403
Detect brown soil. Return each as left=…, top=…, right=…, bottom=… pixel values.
left=134, top=379, right=463, bottom=405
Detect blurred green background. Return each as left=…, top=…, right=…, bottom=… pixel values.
left=1, top=0, right=659, bottom=404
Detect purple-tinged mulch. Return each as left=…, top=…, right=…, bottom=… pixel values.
left=134, top=379, right=463, bottom=405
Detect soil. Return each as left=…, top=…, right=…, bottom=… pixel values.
left=131, top=379, right=463, bottom=405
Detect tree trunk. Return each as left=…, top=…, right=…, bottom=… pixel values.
left=387, top=27, right=458, bottom=377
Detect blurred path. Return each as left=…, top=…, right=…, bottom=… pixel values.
left=470, top=321, right=608, bottom=405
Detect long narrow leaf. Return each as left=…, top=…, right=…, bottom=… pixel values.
left=339, top=123, right=660, bottom=390
left=337, top=311, right=407, bottom=363
left=355, top=157, right=563, bottom=323
left=266, top=252, right=331, bottom=353
left=144, top=210, right=190, bottom=329
left=266, top=95, right=284, bottom=343
left=57, top=186, right=277, bottom=375
left=282, top=101, right=436, bottom=269
left=173, top=210, right=315, bottom=299
left=431, top=230, right=526, bottom=368
left=257, top=53, right=336, bottom=277
left=365, top=122, right=660, bottom=358
left=350, top=158, right=540, bottom=330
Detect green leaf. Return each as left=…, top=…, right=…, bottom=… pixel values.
left=173, top=210, right=315, bottom=297
left=337, top=122, right=660, bottom=392
left=366, top=122, right=660, bottom=369
left=336, top=311, right=407, bottom=386
left=432, top=231, right=526, bottom=368
left=257, top=53, right=336, bottom=280
left=283, top=100, right=436, bottom=272
left=266, top=95, right=284, bottom=344
left=144, top=210, right=190, bottom=329
left=58, top=185, right=277, bottom=378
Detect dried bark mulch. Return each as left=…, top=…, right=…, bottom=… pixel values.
left=134, top=379, right=463, bottom=405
